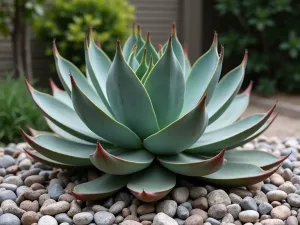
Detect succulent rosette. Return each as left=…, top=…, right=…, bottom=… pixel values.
left=22, top=24, right=288, bottom=202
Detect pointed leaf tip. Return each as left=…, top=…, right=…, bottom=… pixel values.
left=212, top=31, right=218, bottom=46
left=184, top=43, right=188, bottom=56
left=70, top=75, right=77, bottom=88
left=172, top=22, right=177, bottom=35
left=146, top=32, right=150, bottom=41
left=52, top=39, right=59, bottom=56
left=242, top=49, right=248, bottom=66
left=116, top=40, right=122, bottom=53
left=241, top=81, right=253, bottom=95
left=24, top=78, right=33, bottom=92
left=167, top=36, right=172, bottom=48
left=49, top=79, right=61, bottom=94
left=137, top=24, right=141, bottom=35
left=131, top=44, right=137, bottom=53
left=89, top=26, right=93, bottom=40
left=198, top=94, right=207, bottom=108
left=93, top=141, right=108, bottom=158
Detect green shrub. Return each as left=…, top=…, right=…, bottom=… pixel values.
left=0, top=75, right=48, bottom=144
left=215, top=0, right=300, bottom=95
left=33, top=0, right=134, bottom=71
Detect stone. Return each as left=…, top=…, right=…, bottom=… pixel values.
left=287, top=193, right=300, bottom=207
left=266, top=190, right=287, bottom=201
left=1, top=200, right=25, bottom=218
left=21, top=211, right=38, bottom=225
left=278, top=181, right=296, bottom=194
left=226, top=204, right=241, bottom=219
left=189, top=187, right=207, bottom=199
left=152, top=212, right=177, bottom=225
left=103, top=197, right=114, bottom=208
left=137, top=204, right=155, bottom=215
left=271, top=205, right=291, bottom=220
left=0, top=183, right=17, bottom=192
left=208, top=204, right=227, bottom=219
left=20, top=200, right=39, bottom=212
left=23, top=189, right=41, bottom=201
left=270, top=174, right=285, bottom=186
left=18, top=159, right=32, bottom=170
left=238, top=210, right=259, bottom=223
left=176, top=205, right=189, bottom=219
left=0, top=168, right=6, bottom=177
left=261, top=219, right=284, bottom=225
left=180, top=202, right=192, bottom=211
left=20, top=169, right=41, bottom=181
left=206, top=217, right=220, bottom=225
left=120, top=220, right=142, bottom=225
left=24, top=175, right=45, bottom=187
left=3, top=176, right=22, bottom=187
left=0, top=213, right=20, bottom=225
left=54, top=213, right=73, bottom=224
left=73, top=212, right=93, bottom=225
left=58, top=193, right=75, bottom=203
left=282, top=169, right=293, bottom=181
left=115, top=192, right=131, bottom=206
left=261, top=184, right=277, bottom=193
left=192, top=197, right=208, bottom=210
left=156, top=200, right=177, bottom=217
left=229, top=188, right=253, bottom=198
left=68, top=200, right=81, bottom=217
left=172, top=187, right=189, bottom=203
left=208, top=190, right=231, bottom=206
left=258, top=202, right=273, bottom=215
left=92, top=205, right=108, bottom=212
left=229, top=193, right=242, bottom=205
left=222, top=213, right=234, bottom=223
left=241, top=197, right=257, bottom=211
left=0, top=190, right=17, bottom=203
left=185, top=214, right=204, bottom=225
left=115, top=215, right=124, bottom=223
left=286, top=216, right=298, bottom=225
left=190, top=208, right=208, bottom=220
left=254, top=190, right=268, bottom=205
left=0, top=155, right=15, bottom=168
left=40, top=201, right=70, bottom=215
left=38, top=215, right=58, bottom=225
left=48, top=184, right=64, bottom=201
left=38, top=194, right=50, bottom=206
left=94, top=211, right=115, bottom=225
left=139, top=213, right=156, bottom=221
left=109, top=201, right=126, bottom=215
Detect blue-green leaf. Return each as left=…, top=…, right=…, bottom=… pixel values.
left=170, top=23, right=185, bottom=71
left=184, top=49, right=191, bottom=78
left=128, top=45, right=140, bottom=71
left=207, top=51, right=247, bottom=123
left=106, top=41, right=159, bottom=139
left=135, top=49, right=148, bottom=79
left=49, top=79, right=73, bottom=109
left=136, top=25, right=145, bottom=53
left=144, top=95, right=208, bottom=155
left=71, top=76, right=142, bottom=149
left=141, top=56, right=154, bottom=84
left=123, top=25, right=137, bottom=60
left=90, top=142, right=154, bottom=175
left=144, top=37, right=185, bottom=128
left=181, top=33, right=219, bottom=115
left=136, top=32, right=159, bottom=64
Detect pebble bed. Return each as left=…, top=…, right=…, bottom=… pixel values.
left=0, top=136, right=300, bottom=225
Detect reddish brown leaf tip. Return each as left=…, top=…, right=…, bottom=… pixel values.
left=241, top=81, right=253, bottom=95
left=131, top=44, right=137, bottom=53
left=212, top=31, right=218, bottom=47
left=184, top=43, right=188, bottom=56
left=198, top=94, right=207, bottom=109
left=172, top=22, right=177, bottom=35
left=116, top=40, right=122, bottom=53
left=93, top=142, right=109, bottom=159
left=49, top=78, right=61, bottom=94
left=132, top=22, right=136, bottom=34
left=220, top=44, right=224, bottom=57
left=142, top=48, right=147, bottom=61
left=242, top=49, right=248, bottom=66
left=137, top=24, right=141, bottom=36
left=27, top=126, right=38, bottom=136
left=146, top=32, right=150, bottom=42
left=52, top=39, right=59, bottom=56
left=89, top=26, right=94, bottom=40
left=20, top=129, right=33, bottom=142
left=24, top=78, right=33, bottom=92
left=167, top=36, right=172, bottom=48
left=129, top=189, right=166, bottom=202
left=149, top=56, right=153, bottom=66
left=96, top=40, right=101, bottom=49
left=70, top=75, right=77, bottom=88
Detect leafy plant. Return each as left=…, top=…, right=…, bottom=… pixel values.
left=22, top=24, right=287, bottom=202
left=0, top=74, right=48, bottom=145
left=32, top=0, right=134, bottom=71
left=215, top=0, right=300, bottom=95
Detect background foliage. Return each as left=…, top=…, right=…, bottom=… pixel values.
left=215, top=0, right=300, bottom=95
left=33, top=0, right=134, bottom=71
left=0, top=75, right=48, bottom=145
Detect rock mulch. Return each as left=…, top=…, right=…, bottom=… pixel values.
left=0, top=136, right=300, bottom=225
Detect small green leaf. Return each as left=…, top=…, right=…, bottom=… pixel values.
left=135, top=49, right=149, bottom=79
left=141, top=56, right=154, bottom=84
left=157, top=149, right=225, bottom=176
left=90, top=142, right=154, bottom=175
left=186, top=105, right=275, bottom=154
left=128, top=45, right=140, bottom=71
left=71, top=76, right=142, bottom=149
left=182, top=33, right=219, bottom=115
left=225, top=150, right=290, bottom=170
left=207, top=51, right=247, bottom=123
left=73, top=174, right=130, bottom=201
left=145, top=37, right=185, bottom=128
left=136, top=25, right=145, bottom=53
left=202, top=162, right=279, bottom=187
left=123, top=24, right=137, bottom=60
left=144, top=95, right=208, bottom=155
left=206, top=82, right=252, bottom=132
left=21, top=131, right=94, bottom=166
left=127, top=163, right=176, bottom=202
left=170, top=23, right=185, bottom=71
left=106, top=41, right=159, bottom=139
left=184, top=47, right=192, bottom=78
left=136, top=32, right=159, bottom=64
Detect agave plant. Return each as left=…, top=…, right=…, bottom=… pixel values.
left=22, top=23, right=288, bottom=202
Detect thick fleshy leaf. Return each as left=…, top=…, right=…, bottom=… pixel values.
left=123, top=24, right=137, bottom=60
left=24, top=149, right=79, bottom=168
left=143, top=95, right=208, bottom=155
left=128, top=45, right=140, bottom=71
left=183, top=44, right=191, bottom=78
left=135, top=49, right=148, bottom=79
left=141, top=56, right=154, bottom=84
left=170, top=23, right=185, bottom=71
left=157, top=149, right=225, bottom=176
left=201, top=162, right=279, bottom=187
left=225, top=150, right=290, bottom=170
left=127, top=163, right=176, bottom=202
left=158, top=44, right=163, bottom=58
left=49, top=79, right=73, bottom=109
left=182, top=33, right=219, bottom=115
left=26, top=80, right=102, bottom=143
left=206, top=82, right=252, bottom=132
left=186, top=105, right=275, bottom=154
left=106, top=41, right=159, bottom=139
left=71, top=76, right=142, bottom=149
left=136, top=32, right=159, bottom=64
left=207, top=51, right=248, bottom=123
left=90, top=142, right=154, bottom=175
left=136, top=25, right=145, bottom=53
left=53, top=41, right=105, bottom=109
left=73, top=174, right=130, bottom=201
left=45, top=118, right=95, bottom=145
left=144, top=37, right=185, bottom=128
left=21, top=131, right=94, bottom=166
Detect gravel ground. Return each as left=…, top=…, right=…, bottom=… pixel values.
left=0, top=137, right=300, bottom=225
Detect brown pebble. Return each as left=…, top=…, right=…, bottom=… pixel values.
left=141, top=221, right=152, bottom=225
left=30, top=183, right=45, bottom=190
left=67, top=200, right=81, bottom=217
left=192, top=197, right=208, bottom=210
left=58, top=193, right=75, bottom=203
left=92, top=205, right=108, bottom=212
left=6, top=165, right=19, bottom=174
left=24, top=175, right=45, bottom=187
left=21, top=211, right=38, bottom=225
left=124, top=215, right=140, bottom=222
left=24, top=189, right=41, bottom=201
left=39, top=194, right=50, bottom=206
left=20, top=200, right=39, bottom=212
left=137, top=204, right=155, bottom=215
